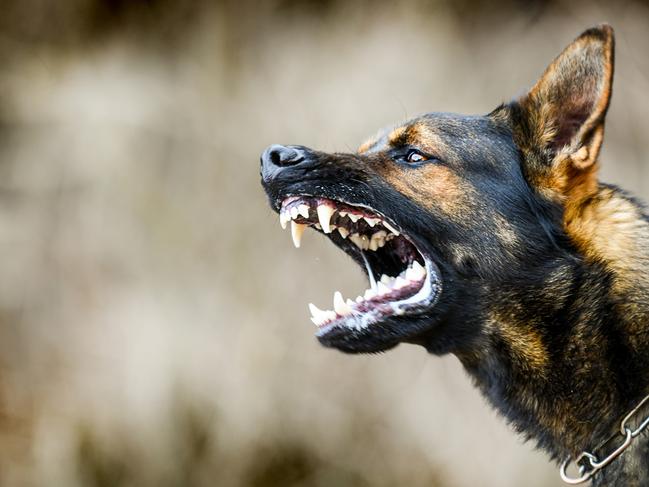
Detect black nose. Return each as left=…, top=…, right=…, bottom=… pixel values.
left=261, top=144, right=304, bottom=168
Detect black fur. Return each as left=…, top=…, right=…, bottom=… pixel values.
left=260, top=25, right=649, bottom=485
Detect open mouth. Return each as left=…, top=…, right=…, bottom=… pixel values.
left=278, top=196, right=442, bottom=337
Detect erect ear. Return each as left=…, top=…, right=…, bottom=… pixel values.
left=512, top=24, right=614, bottom=178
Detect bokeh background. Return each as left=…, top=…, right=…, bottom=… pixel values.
left=1, top=1, right=649, bottom=486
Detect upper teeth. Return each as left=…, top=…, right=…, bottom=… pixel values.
left=280, top=212, right=290, bottom=230
left=364, top=217, right=379, bottom=227
left=348, top=214, right=361, bottom=223
left=279, top=201, right=401, bottom=250
left=297, top=204, right=310, bottom=219
left=316, top=204, right=335, bottom=233
left=291, top=221, right=306, bottom=248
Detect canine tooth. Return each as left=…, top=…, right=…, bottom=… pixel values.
left=308, top=303, right=326, bottom=325
left=377, top=282, right=391, bottom=295
left=382, top=221, right=400, bottom=235
left=290, top=207, right=299, bottom=220
left=297, top=204, right=310, bottom=219
left=337, top=227, right=350, bottom=239
left=348, top=213, right=361, bottom=223
left=364, top=217, right=379, bottom=227
left=333, top=291, right=352, bottom=315
left=291, top=221, right=306, bottom=248
left=280, top=211, right=290, bottom=230
left=394, top=276, right=409, bottom=289
left=317, top=205, right=335, bottom=233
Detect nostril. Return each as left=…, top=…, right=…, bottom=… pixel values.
left=262, top=144, right=304, bottom=168
left=269, top=149, right=282, bottom=166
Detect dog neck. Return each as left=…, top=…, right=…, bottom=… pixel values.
left=444, top=184, right=649, bottom=485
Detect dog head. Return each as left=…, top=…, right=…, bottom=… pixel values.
left=260, top=25, right=615, bottom=355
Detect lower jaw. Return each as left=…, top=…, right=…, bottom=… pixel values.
left=315, top=257, right=442, bottom=338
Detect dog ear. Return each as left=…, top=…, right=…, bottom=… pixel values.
left=511, top=25, right=614, bottom=177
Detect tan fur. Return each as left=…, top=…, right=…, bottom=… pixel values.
left=383, top=163, right=476, bottom=218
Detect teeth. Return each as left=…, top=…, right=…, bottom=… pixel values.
left=291, top=221, right=306, bottom=248
left=349, top=233, right=364, bottom=249
left=382, top=221, right=400, bottom=236
left=405, top=267, right=417, bottom=281
left=290, top=207, right=299, bottom=220
left=394, top=276, right=409, bottom=289
left=370, top=231, right=387, bottom=250
left=360, top=235, right=369, bottom=250
left=405, top=261, right=426, bottom=281
left=333, top=291, right=352, bottom=315
left=297, top=204, right=310, bottom=219
left=337, top=227, right=349, bottom=239
left=412, top=260, right=426, bottom=278
left=280, top=211, right=290, bottom=230
left=355, top=295, right=363, bottom=303
left=317, top=204, right=335, bottom=233
left=348, top=213, right=361, bottom=223
left=364, top=288, right=377, bottom=300
left=308, top=303, right=326, bottom=325
left=377, top=281, right=391, bottom=295
left=364, top=217, right=380, bottom=227
left=308, top=303, right=338, bottom=326
left=380, top=274, right=391, bottom=284
left=339, top=211, right=348, bottom=217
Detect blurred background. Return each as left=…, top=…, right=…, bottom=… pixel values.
left=0, top=1, right=648, bottom=486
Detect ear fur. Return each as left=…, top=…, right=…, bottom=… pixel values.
left=510, top=24, right=615, bottom=195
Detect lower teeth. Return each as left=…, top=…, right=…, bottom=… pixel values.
left=308, top=260, right=426, bottom=327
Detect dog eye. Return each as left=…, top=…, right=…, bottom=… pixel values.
left=405, top=150, right=428, bottom=164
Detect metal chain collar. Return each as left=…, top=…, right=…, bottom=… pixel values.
left=560, top=393, right=649, bottom=484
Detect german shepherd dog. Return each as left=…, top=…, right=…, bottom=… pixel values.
left=260, top=25, right=649, bottom=486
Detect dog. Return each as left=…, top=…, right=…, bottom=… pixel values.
left=260, top=25, right=649, bottom=486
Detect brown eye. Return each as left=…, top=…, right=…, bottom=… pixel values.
left=406, top=150, right=427, bottom=163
